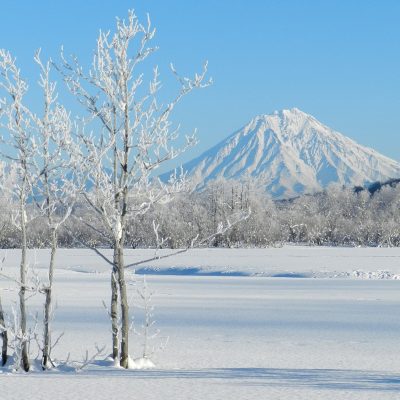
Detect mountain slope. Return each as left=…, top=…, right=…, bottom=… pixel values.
left=168, top=108, right=400, bottom=198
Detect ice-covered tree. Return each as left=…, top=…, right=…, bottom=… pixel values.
left=0, top=49, right=35, bottom=371
left=58, top=10, right=210, bottom=368
left=31, top=51, right=81, bottom=369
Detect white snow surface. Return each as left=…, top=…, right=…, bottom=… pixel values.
left=0, top=246, right=398, bottom=278
left=170, top=108, right=400, bottom=197
left=1, top=246, right=400, bottom=399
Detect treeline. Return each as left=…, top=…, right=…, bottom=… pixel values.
left=1, top=179, right=399, bottom=249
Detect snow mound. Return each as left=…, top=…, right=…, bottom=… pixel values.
left=134, top=357, right=156, bottom=369
left=352, top=270, right=400, bottom=280
left=126, top=356, right=155, bottom=370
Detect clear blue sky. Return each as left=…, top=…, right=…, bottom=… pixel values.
left=1, top=0, right=399, bottom=164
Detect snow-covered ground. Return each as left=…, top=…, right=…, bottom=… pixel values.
left=1, top=247, right=400, bottom=399
left=1, top=245, right=400, bottom=278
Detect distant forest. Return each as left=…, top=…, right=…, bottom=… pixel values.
left=1, top=178, right=399, bottom=249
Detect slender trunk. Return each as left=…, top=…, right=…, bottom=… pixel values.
left=42, top=228, right=57, bottom=369
left=111, top=248, right=119, bottom=361
left=117, top=77, right=131, bottom=369
left=108, top=105, right=120, bottom=362
left=117, top=244, right=130, bottom=368
left=19, top=201, right=30, bottom=372
left=0, top=296, right=8, bottom=366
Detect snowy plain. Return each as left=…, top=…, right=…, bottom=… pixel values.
left=1, top=246, right=400, bottom=399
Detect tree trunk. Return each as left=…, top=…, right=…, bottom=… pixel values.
left=42, top=228, right=57, bottom=369
left=116, top=244, right=130, bottom=368
left=110, top=108, right=120, bottom=362
left=0, top=296, right=8, bottom=366
left=111, top=249, right=119, bottom=361
left=19, top=206, right=30, bottom=372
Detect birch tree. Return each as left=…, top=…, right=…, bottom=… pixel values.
left=31, top=51, right=80, bottom=370
left=58, top=10, right=210, bottom=368
left=0, top=49, right=35, bottom=372
left=0, top=91, right=8, bottom=368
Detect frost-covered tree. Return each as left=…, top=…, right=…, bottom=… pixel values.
left=0, top=48, right=79, bottom=371
left=0, top=49, right=36, bottom=371
left=31, top=51, right=81, bottom=370
left=58, top=10, right=210, bottom=368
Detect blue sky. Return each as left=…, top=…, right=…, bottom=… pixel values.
left=1, top=0, right=399, bottom=164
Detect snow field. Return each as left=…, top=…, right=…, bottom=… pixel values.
left=1, top=247, right=400, bottom=399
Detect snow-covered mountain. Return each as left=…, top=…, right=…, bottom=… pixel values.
left=167, top=108, right=400, bottom=198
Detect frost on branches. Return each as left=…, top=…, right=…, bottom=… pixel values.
left=57, top=10, right=210, bottom=368
left=0, top=9, right=248, bottom=373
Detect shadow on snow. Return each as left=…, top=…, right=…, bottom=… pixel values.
left=135, top=267, right=248, bottom=277
left=9, top=366, right=399, bottom=392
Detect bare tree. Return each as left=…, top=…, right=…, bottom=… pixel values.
left=31, top=50, right=80, bottom=370
left=58, top=10, right=210, bottom=368
left=135, top=275, right=160, bottom=367
left=0, top=49, right=37, bottom=372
